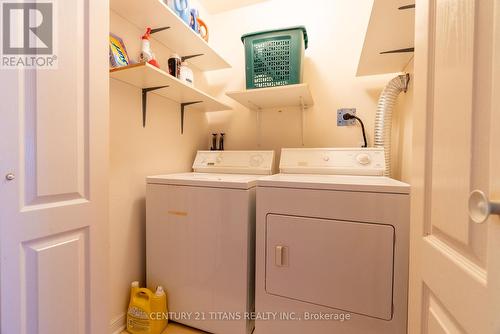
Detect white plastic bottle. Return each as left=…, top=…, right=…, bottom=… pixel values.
left=179, top=61, right=194, bottom=86
left=155, top=285, right=165, bottom=297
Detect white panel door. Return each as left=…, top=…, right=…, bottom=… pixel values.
left=410, top=0, right=500, bottom=333
left=0, top=0, right=109, bottom=333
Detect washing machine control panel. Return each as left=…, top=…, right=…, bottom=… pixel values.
left=193, top=151, right=275, bottom=175
left=279, top=148, right=385, bottom=176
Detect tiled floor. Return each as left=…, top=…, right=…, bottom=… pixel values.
left=122, top=322, right=207, bottom=334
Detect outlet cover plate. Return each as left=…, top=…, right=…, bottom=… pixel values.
left=337, top=108, right=357, bottom=126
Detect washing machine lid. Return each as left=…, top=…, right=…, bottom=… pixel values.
left=279, top=148, right=385, bottom=175
left=147, top=173, right=265, bottom=189
left=257, top=174, right=410, bottom=194
left=192, top=150, right=275, bottom=175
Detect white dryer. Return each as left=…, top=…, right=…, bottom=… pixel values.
left=255, top=148, right=410, bottom=334
left=146, top=150, right=274, bottom=334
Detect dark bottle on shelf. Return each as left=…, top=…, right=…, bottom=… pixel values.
left=167, top=54, right=181, bottom=78
left=219, top=133, right=225, bottom=151
left=210, top=133, right=218, bottom=151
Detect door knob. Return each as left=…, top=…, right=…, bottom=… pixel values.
left=5, top=173, right=15, bottom=181
left=468, top=190, right=500, bottom=224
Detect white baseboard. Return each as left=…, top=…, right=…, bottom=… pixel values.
left=110, top=313, right=127, bottom=334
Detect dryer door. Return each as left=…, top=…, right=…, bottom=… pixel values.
left=265, top=214, right=395, bottom=320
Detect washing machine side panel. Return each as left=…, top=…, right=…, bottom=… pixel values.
left=146, top=183, right=255, bottom=334
left=255, top=186, right=410, bottom=334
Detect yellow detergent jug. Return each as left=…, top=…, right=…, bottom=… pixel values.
left=127, top=281, right=168, bottom=334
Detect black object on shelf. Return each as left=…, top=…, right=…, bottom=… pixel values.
left=211, top=133, right=218, bottom=150
left=219, top=133, right=225, bottom=151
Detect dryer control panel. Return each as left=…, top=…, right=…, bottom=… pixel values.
left=279, top=148, right=385, bottom=176
left=193, top=151, right=275, bottom=175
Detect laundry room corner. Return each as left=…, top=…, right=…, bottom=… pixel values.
left=108, top=0, right=416, bottom=331
left=200, top=0, right=414, bottom=179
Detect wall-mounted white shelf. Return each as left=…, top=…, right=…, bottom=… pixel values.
left=110, top=0, right=231, bottom=71
left=226, top=84, right=314, bottom=110
left=110, top=62, right=231, bottom=132
left=357, top=0, right=415, bottom=76
left=226, top=84, right=313, bottom=146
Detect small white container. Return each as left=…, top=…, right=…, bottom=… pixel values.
left=179, top=61, right=194, bottom=86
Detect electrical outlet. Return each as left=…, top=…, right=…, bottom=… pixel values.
left=337, top=108, right=357, bottom=126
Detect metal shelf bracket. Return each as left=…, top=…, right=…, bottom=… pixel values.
left=246, top=101, right=263, bottom=147
left=300, top=96, right=307, bottom=146
left=151, top=27, right=170, bottom=34
left=398, top=4, right=415, bottom=10
left=181, top=54, right=204, bottom=62
left=142, top=86, right=169, bottom=127
left=180, top=101, right=202, bottom=134
left=380, top=47, right=415, bottom=54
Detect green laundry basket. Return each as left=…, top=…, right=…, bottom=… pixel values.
left=241, top=26, right=308, bottom=89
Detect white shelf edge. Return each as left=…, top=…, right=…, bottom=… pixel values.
left=226, top=84, right=314, bottom=110
left=110, top=62, right=231, bottom=112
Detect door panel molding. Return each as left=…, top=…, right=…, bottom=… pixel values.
left=428, top=0, right=476, bottom=244
left=423, top=287, right=467, bottom=334
left=421, top=236, right=488, bottom=333
left=20, top=0, right=90, bottom=208
left=22, top=228, right=88, bottom=334
left=423, top=235, right=486, bottom=284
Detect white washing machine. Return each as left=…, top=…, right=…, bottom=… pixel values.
left=255, top=148, right=410, bottom=334
left=146, top=150, right=274, bottom=334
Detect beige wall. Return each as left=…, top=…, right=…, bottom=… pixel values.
left=203, top=0, right=413, bottom=173
left=108, top=0, right=414, bottom=330
left=109, top=4, right=211, bottom=330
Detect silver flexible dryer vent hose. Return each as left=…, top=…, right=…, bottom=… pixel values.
left=374, top=73, right=410, bottom=177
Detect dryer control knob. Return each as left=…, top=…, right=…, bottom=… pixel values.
left=323, top=156, right=330, bottom=162
left=356, top=153, right=371, bottom=165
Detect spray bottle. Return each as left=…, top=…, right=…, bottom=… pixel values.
left=140, top=28, right=160, bottom=68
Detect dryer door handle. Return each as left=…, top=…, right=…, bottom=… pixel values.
left=275, top=245, right=288, bottom=267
